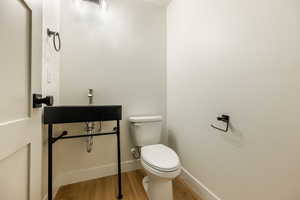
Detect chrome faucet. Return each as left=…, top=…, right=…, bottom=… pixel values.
left=88, top=89, right=93, bottom=105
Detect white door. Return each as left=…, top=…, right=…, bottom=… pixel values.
left=0, top=0, right=43, bottom=199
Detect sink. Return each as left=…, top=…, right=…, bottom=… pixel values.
left=44, top=105, right=124, bottom=200
left=43, top=105, right=122, bottom=124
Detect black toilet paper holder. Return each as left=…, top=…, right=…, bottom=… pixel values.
left=211, top=115, right=230, bottom=132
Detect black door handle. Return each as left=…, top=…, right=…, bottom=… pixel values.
left=33, top=94, right=54, bottom=108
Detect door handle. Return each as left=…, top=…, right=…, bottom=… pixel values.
left=33, top=94, right=54, bottom=108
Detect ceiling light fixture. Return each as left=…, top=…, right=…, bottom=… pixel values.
left=99, top=0, right=108, bottom=11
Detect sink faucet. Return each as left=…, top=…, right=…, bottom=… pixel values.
left=88, top=89, right=93, bottom=105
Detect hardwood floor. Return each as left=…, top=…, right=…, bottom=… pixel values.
left=55, top=170, right=201, bottom=200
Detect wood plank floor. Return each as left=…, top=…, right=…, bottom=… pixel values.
left=55, top=170, right=201, bottom=200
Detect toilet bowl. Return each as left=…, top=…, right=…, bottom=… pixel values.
left=128, top=115, right=181, bottom=200
left=141, top=144, right=181, bottom=200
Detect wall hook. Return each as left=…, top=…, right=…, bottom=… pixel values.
left=47, top=28, right=61, bottom=52
left=211, top=115, right=230, bottom=132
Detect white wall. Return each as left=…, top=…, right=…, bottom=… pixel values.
left=42, top=0, right=61, bottom=197
left=42, top=0, right=61, bottom=103
left=56, top=0, right=166, bottom=185
left=167, top=0, right=300, bottom=200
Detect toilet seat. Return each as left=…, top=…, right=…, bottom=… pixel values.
left=141, top=144, right=180, bottom=172
left=141, top=159, right=181, bottom=180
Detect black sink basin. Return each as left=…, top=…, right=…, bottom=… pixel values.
left=43, top=105, right=122, bottom=124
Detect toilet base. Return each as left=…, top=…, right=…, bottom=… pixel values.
left=142, top=176, right=149, bottom=194
left=142, top=175, right=173, bottom=200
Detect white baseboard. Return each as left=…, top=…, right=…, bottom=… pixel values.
left=59, top=159, right=141, bottom=186
left=42, top=160, right=141, bottom=200
left=180, top=168, right=222, bottom=200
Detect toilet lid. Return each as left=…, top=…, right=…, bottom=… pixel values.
left=141, top=144, right=180, bottom=172
left=129, top=115, right=162, bottom=123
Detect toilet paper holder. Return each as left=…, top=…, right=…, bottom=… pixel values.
left=211, top=115, right=230, bottom=132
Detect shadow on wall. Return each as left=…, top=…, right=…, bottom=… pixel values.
left=223, top=122, right=245, bottom=148
left=168, top=129, right=179, bottom=152
left=168, top=122, right=245, bottom=153
left=125, top=120, right=135, bottom=150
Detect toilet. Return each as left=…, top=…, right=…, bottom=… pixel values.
left=129, top=116, right=181, bottom=200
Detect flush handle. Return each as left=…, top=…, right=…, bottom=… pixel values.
left=33, top=94, right=54, bottom=108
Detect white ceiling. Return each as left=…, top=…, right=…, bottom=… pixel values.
left=142, top=0, right=172, bottom=6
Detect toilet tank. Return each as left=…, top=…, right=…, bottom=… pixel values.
left=128, top=116, right=163, bottom=147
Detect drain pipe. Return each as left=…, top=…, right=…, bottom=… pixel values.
left=86, top=89, right=94, bottom=153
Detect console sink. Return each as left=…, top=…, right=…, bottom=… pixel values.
left=43, top=105, right=122, bottom=124
left=44, top=105, right=124, bottom=200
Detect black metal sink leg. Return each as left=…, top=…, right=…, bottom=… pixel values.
left=48, top=124, right=53, bottom=200
left=117, top=120, right=123, bottom=199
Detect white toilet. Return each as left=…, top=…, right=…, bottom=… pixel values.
left=129, top=115, right=181, bottom=200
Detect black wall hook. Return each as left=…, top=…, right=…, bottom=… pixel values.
left=47, top=28, right=61, bottom=52
left=211, top=115, right=230, bottom=132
